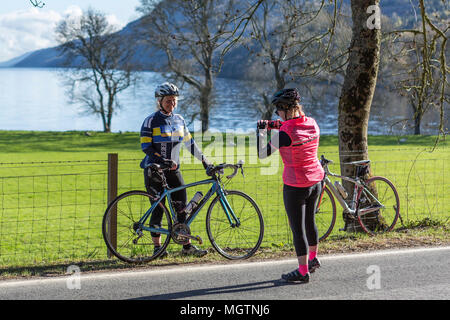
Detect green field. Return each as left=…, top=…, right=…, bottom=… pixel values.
left=0, top=131, right=448, bottom=267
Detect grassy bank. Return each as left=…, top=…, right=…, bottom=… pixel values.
left=0, top=131, right=448, bottom=270
left=1, top=220, right=448, bottom=279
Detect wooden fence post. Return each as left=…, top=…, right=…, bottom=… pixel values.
left=107, top=153, right=118, bottom=258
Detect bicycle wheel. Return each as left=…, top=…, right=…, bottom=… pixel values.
left=316, top=186, right=337, bottom=241
left=356, top=176, right=400, bottom=235
left=102, top=190, right=172, bottom=263
left=206, top=190, right=264, bottom=260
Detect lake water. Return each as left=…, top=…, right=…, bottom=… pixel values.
left=0, top=68, right=440, bottom=135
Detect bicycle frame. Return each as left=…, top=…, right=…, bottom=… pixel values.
left=322, top=174, right=360, bottom=215
left=321, top=165, right=385, bottom=216
left=137, top=177, right=240, bottom=236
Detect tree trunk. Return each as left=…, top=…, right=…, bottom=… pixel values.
left=200, top=69, right=213, bottom=133
left=200, top=100, right=209, bottom=133
left=414, top=113, right=421, bottom=135
left=261, top=94, right=273, bottom=120
left=99, top=104, right=109, bottom=133
left=337, top=0, right=381, bottom=231
left=199, top=88, right=211, bottom=133
left=413, top=99, right=422, bottom=135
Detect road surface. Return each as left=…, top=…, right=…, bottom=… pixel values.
left=1, top=246, right=449, bottom=301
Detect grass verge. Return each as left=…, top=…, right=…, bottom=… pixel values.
left=0, top=131, right=448, bottom=274
left=0, top=219, right=448, bottom=280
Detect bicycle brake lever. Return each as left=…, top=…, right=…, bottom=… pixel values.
left=237, top=160, right=245, bottom=178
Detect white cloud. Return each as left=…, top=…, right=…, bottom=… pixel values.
left=106, top=14, right=124, bottom=30
left=63, top=5, right=83, bottom=18
left=0, top=8, right=61, bottom=62
left=0, top=6, right=124, bottom=63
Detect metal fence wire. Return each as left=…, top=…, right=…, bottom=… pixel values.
left=0, top=150, right=448, bottom=266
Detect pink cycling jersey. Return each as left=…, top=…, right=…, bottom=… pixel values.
left=278, top=116, right=324, bottom=188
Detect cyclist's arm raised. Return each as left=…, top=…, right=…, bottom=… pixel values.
left=256, top=123, right=291, bottom=159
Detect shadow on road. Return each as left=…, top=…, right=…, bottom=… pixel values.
left=130, top=278, right=304, bottom=300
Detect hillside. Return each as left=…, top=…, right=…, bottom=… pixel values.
left=1, top=0, right=447, bottom=79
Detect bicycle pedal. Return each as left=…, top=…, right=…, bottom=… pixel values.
left=195, top=235, right=203, bottom=245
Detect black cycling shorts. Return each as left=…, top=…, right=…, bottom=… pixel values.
left=144, top=167, right=187, bottom=237
left=283, top=181, right=322, bottom=257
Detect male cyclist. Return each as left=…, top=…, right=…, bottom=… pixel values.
left=140, top=82, right=212, bottom=258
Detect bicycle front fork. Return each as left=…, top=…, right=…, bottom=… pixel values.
left=217, top=189, right=240, bottom=227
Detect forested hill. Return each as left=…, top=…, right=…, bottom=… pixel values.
left=0, top=0, right=447, bottom=75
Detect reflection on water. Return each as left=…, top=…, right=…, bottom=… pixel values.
left=0, top=68, right=442, bottom=135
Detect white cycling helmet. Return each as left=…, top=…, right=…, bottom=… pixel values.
left=155, top=82, right=179, bottom=98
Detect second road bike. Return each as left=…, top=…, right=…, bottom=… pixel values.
left=315, top=155, right=400, bottom=240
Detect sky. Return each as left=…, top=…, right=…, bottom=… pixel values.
left=0, top=0, right=142, bottom=62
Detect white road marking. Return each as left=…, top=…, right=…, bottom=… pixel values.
left=1, top=246, right=449, bottom=288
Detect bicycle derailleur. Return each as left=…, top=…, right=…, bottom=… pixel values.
left=132, top=222, right=144, bottom=244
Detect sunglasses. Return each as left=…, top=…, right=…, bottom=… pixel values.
left=275, top=109, right=284, bottom=116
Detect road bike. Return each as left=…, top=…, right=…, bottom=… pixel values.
left=315, top=155, right=400, bottom=240
left=102, top=161, right=264, bottom=263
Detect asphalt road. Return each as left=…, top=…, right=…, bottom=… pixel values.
left=1, top=246, right=449, bottom=301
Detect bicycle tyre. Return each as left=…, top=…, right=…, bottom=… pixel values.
left=356, top=176, right=400, bottom=235
left=206, top=190, right=264, bottom=260
left=316, top=186, right=337, bottom=241
left=102, top=190, right=172, bottom=263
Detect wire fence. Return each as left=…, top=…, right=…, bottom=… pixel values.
left=0, top=150, right=448, bottom=267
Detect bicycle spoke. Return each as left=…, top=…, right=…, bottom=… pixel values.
left=315, top=187, right=336, bottom=241
left=357, top=177, right=400, bottom=235
left=206, top=190, right=263, bottom=260
left=102, top=191, right=171, bottom=263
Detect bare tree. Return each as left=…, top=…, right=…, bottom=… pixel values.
left=384, top=0, right=449, bottom=136
left=55, top=9, right=138, bottom=133
left=137, top=0, right=240, bottom=132
left=337, top=0, right=381, bottom=230
left=246, top=0, right=339, bottom=120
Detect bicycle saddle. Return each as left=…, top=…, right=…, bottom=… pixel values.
left=343, top=159, right=371, bottom=166
left=148, top=162, right=171, bottom=171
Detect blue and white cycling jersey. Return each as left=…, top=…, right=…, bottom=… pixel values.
left=140, top=111, right=204, bottom=169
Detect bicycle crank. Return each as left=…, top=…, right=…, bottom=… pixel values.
left=171, top=223, right=203, bottom=245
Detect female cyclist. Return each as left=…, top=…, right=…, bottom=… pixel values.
left=140, top=82, right=212, bottom=258
left=257, top=88, right=324, bottom=283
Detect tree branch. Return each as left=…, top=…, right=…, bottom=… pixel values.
left=29, top=0, right=45, bottom=8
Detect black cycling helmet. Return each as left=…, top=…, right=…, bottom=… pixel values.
left=271, top=88, right=301, bottom=110
left=155, top=82, right=179, bottom=98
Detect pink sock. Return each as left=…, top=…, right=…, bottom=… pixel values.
left=309, top=251, right=317, bottom=261
left=298, top=265, right=308, bottom=276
